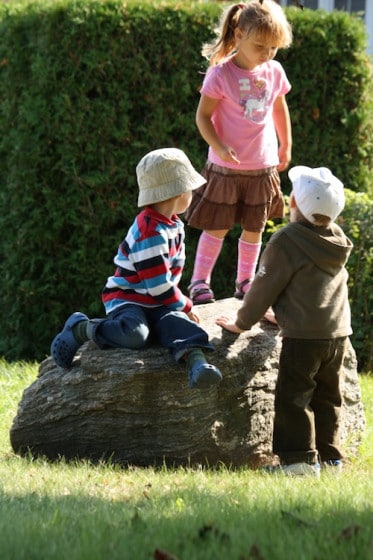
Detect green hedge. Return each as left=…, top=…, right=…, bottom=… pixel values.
left=342, top=190, right=373, bottom=371
left=0, top=0, right=372, bottom=370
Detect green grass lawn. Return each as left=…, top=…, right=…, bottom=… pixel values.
left=0, top=360, right=372, bottom=560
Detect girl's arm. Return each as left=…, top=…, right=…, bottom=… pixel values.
left=273, top=95, right=292, bottom=172
left=196, top=94, right=240, bottom=164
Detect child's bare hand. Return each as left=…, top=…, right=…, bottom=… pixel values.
left=216, top=315, right=244, bottom=333
left=217, top=145, right=240, bottom=165
left=187, top=309, right=200, bottom=324
left=277, top=145, right=291, bottom=171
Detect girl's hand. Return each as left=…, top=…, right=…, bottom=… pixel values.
left=217, top=145, right=241, bottom=165
left=215, top=315, right=244, bottom=333
left=187, top=309, right=200, bottom=324
left=277, top=145, right=291, bottom=172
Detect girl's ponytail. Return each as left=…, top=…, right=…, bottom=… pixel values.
left=202, top=3, right=247, bottom=66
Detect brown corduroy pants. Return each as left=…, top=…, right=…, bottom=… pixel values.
left=273, top=336, right=348, bottom=465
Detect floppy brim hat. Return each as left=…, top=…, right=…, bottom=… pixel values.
left=288, top=165, right=345, bottom=224
left=137, top=148, right=206, bottom=207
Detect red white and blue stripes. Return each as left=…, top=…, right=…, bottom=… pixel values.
left=102, top=207, right=192, bottom=314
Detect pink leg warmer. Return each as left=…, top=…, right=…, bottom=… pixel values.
left=191, top=231, right=223, bottom=284
left=236, top=239, right=262, bottom=286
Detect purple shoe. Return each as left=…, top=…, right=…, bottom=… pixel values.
left=50, top=312, right=88, bottom=368
left=188, top=280, right=215, bottom=305
left=234, top=279, right=251, bottom=299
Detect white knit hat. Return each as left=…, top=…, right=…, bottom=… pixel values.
left=136, top=148, right=206, bottom=207
left=288, top=166, right=345, bottom=224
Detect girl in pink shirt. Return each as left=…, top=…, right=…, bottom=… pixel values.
left=186, top=0, right=293, bottom=306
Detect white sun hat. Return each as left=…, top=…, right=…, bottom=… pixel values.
left=136, top=147, right=206, bottom=207
left=288, top=166, right=345, bottom=224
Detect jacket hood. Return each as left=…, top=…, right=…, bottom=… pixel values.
left=284, top=222, right=353, bottom=276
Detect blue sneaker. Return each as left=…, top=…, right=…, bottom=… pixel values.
left=322, top=459, right=343, bottom=473
left=189, top=362, right=222, bottom=389
left=51, top=312, right=88, bottom=369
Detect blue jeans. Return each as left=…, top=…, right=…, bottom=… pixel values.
left=90, top=304, right=214, bottom=362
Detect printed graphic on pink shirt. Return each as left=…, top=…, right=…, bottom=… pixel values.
left=239, top=77, right=270, bottom=122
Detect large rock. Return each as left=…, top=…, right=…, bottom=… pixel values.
left=10, top=298, right=365, bottom=467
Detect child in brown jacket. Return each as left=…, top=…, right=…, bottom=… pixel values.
left=216, top=166, right=353, bottom=476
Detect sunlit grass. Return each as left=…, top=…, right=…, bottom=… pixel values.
left=0, top=360, right=372, bottom=559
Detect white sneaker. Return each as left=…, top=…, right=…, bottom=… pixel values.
left=261, top=462, right=321, bottom=478
left=281, top=462, right=321, bottom=478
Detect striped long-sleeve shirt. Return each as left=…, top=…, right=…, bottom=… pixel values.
left=102, top=207, right=193, bottom=314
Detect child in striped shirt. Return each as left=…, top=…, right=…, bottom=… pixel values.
left=51, top=148, right=222, bottom=389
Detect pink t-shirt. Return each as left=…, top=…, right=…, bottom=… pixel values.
left=200, top=58, right=291, bottom=170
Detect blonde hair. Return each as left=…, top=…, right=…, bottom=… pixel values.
left=202, top=0, right=293, bottom=66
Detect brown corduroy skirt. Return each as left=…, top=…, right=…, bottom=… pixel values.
left=185, top=162, right=284, bottom=233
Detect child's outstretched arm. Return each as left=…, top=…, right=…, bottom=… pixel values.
left=216, top=315, right=245, bottom=333
left=196, top=94, right=240, bottom=164
left=273, top=95, right=292, bottom=172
